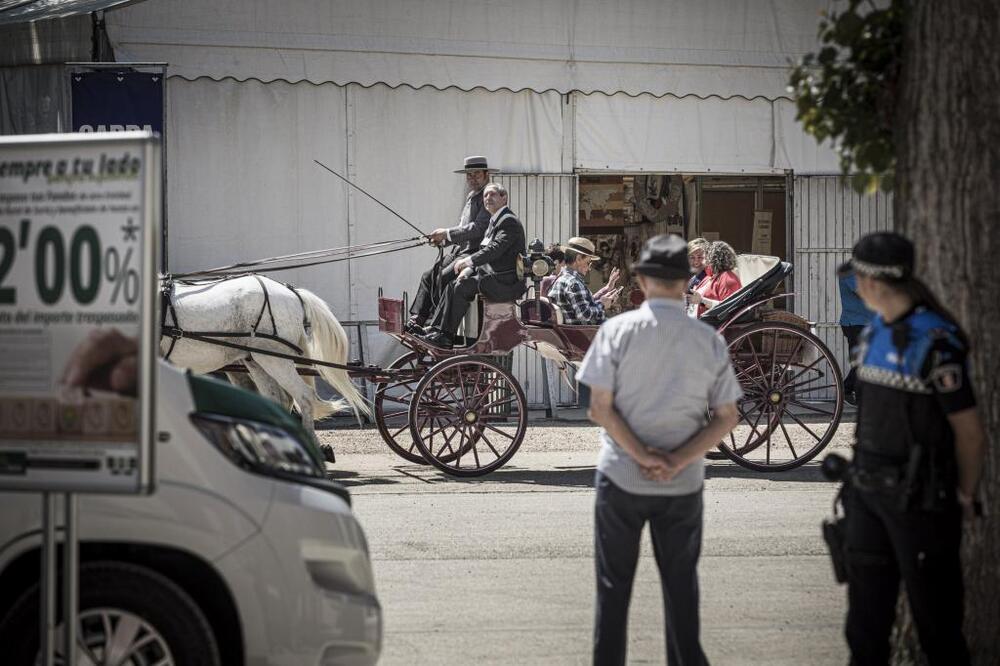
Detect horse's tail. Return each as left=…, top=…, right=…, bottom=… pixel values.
left=296, top=288, right=372, bottom=420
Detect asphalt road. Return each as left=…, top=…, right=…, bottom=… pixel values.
left=320, top=421, right=855, bottom=665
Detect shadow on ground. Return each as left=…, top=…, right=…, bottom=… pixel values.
left=326, top=469, right=402, bottom=487
left=704, top=460, right=831, bottom=483
left=328, top=461, right=836, bottom=487
left=357, top=464, right=599, bottom=488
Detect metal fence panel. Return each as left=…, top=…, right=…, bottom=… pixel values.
left=496, top=174, right=578, bottom=407
left=792, top=175, right=893, bottom=399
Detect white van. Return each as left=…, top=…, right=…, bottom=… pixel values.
left=0, top=362, right=381, bottom=665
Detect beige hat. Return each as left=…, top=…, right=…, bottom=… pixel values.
left=562, top=236, right=600, bottom=259
left=454, top=155, right=499, bottom=173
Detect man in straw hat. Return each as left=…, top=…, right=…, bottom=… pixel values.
left=406, top=155, right=497, bottom=334
left=577, top=234, right=742, bottom=666
left=546, top=236, right=622, bottom=325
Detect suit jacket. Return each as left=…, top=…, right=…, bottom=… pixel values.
left=445, top=186, right=491, bottom=254
left=468, top=206, right=527, bottom=301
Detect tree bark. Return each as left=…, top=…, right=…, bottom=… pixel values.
left=894, top=0, right=1000, bottom=663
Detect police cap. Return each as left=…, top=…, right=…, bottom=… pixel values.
left=837, top=232, right=914, bottom=282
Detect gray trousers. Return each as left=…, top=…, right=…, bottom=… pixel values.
left=593, top=473, right=708, bottom=666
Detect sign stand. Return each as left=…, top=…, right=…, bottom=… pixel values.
left=38, top=493, right=79, bottom=666
left=40, top=493, right=56, bottom=666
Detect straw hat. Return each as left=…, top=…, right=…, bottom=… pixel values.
left=562, top=236, right=600, bottom=259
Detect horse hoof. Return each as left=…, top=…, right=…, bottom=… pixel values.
left=320, top=443, right=336, bottom=464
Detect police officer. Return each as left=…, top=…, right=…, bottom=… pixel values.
left=837, top=232, right=985, bottom=665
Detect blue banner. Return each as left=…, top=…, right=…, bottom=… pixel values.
left=71, top=71, right=163, bottom=134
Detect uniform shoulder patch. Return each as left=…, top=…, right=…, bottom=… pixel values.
left=931, top=363, right=963, bottom=393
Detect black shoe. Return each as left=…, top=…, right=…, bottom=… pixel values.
left=422, top=330, right=454, bottom=349
left=844, top=391, right=857, bottom=406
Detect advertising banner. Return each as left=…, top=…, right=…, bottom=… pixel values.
left=71, top=71, right=164, bottom=134
left=0, top=133, right=159, bottom=494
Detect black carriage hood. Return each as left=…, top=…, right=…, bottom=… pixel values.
left=699, top=261, right=794, bottom=329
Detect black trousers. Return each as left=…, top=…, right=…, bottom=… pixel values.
left=593, top=473, right=708, bottom=666
left=844, top=486, right=968, bottom=665
left=841, top=325, right=864, bottom=395
left=429, top=271, right=482, bottom=335
left=409, top=253, right=464, bottom=324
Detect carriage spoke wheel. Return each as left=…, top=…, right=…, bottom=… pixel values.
left=374, top=351, right=435, bottom=464
left=408, top=356, right=527, bottom=477
left=715, top=321, right=844, bottom=472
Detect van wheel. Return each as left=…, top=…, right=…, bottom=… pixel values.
left=0, top=561, right=222, bottom=666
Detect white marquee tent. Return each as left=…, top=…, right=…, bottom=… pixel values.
left=4, top=0, right=889, bottom=404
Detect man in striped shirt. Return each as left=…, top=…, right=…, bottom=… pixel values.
left=546, top=236, right=621, bottom=325
left=578, top=234, right=742, bottom=666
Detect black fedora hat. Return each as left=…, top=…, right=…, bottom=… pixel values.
left=631, top=234, right=693, bottom=280
left=454, top=155, right=499, bottom=173
left=837, top=232, right=914, bottom=282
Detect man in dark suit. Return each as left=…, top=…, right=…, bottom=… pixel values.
left=406, top=156, right=495, bottom=333
left=422, top=182, right=526, bottom=348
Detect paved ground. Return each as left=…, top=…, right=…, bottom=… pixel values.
left=320, top=417, right=855, bottom=665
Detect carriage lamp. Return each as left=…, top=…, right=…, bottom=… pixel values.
left=191, top=412, right=326, bottom=479
left=526, top=238, right=555, bottom=280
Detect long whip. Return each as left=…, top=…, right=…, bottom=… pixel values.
left=314, top=159, right=428, bottom=238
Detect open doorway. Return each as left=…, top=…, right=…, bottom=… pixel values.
left=576, top=173, right=787, bottom=310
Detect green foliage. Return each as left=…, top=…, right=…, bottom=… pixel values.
left=789, top=0, right=904, bottom=193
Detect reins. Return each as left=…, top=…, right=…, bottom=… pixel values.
left=159, top=328, right=385, bottom=375
left=159, top=236, right=427, bottom=369
left=165, top=236, right=425, bottom=280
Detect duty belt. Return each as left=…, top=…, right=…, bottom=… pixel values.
left=849, top=467, right=904, bottom=493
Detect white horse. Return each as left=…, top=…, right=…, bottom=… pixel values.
left=160, top=275, right=370, bottom=434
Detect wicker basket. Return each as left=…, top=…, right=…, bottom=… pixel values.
left=761, top=309, right=811, bottom=329
left=759, top=310, right=812, bottom=358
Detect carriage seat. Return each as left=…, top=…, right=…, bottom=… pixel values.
left=699, top=257, right=793, bottom=328
left=734, top=254, right=781, bottom=285
left=519, top=296, right=564, bottom=325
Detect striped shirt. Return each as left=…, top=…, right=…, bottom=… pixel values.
left=577, top=298, right=743, bottom=495
left=547, top=268, right=605, bottom=325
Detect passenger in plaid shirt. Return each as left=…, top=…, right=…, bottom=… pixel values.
left=547, top=236, right=622, bottom=325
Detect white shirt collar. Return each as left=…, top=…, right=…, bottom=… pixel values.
left=488, top=206, right=509, bottom=223
left=643, top=297, right=685, bottom=309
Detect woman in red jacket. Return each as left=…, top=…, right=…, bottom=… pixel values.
left=690, top=241, right=741, bottom=316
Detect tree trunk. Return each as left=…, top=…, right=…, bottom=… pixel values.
left=894, top=0, right=1000, bottom=663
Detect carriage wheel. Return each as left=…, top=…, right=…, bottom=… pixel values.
left=703, top=370, right=782, bottom=461
left=716, top=321, right=844, bottom=472
left=374, top=351, right=433, bottom=464
left=408, top=356, right=528, bottom=477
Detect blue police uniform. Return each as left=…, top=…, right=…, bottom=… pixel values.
left=838, top=274, right=874, bottom=400
left=845, top=305, right=975, bottom=665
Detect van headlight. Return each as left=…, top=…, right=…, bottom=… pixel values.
left=191, top=413, right=325, bottom=479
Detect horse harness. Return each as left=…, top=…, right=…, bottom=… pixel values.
left=160, top=274, right=311, bottom=363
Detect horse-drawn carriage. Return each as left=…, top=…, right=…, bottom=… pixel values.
left=368, top=248, right=844, bottom=477
left=161, top=235, right=843, bottom=478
